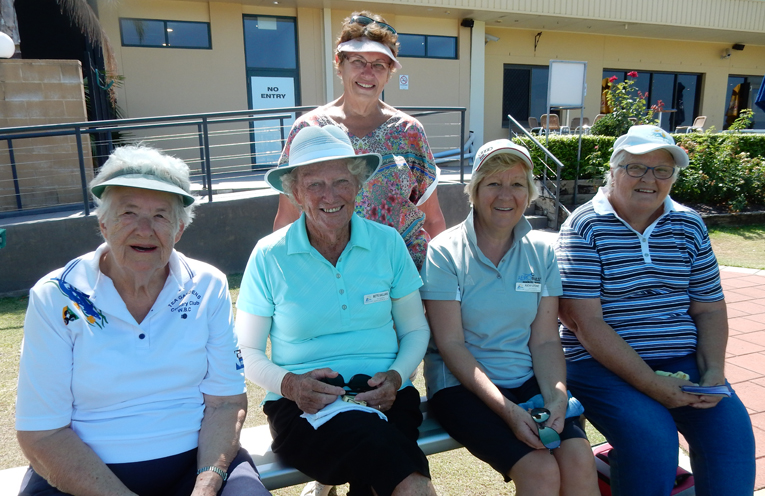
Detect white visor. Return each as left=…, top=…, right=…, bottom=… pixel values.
left=337, top=37, right=402, bottom=70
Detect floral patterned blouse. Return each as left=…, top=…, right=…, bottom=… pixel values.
left=278, top=109, right=439, bottom=269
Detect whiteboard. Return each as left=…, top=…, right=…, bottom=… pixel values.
left=548, top=60, right=587, bottom=108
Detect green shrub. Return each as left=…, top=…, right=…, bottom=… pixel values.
left=512, top=132, right=765, bottom=212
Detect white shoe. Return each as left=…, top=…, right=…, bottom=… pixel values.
left=300, top=481, right=336, bottom=496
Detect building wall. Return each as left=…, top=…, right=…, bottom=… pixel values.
left=482, top=26, right=765, bottom=142
left=0, top=59, right=92, bottom=212
left=95, top=0, right=764, bottom=148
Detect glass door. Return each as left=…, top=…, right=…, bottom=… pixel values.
left=243, top=15, right=300, bottom=167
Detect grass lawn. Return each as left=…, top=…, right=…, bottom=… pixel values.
left=1, top=223, right=761, bottom=492
left=708, top=224, right=765, bottom=270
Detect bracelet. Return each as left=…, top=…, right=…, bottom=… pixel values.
left=196, top=466, right=228, bottom=482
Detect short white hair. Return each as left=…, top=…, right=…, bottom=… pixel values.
left=91, top=145, right=196, bottom=230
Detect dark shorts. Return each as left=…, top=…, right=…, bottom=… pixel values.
left=18, top=447, right=267, bottom=496
left=430, top=377, right=587, bottom=482
left=263, top=386, right=430, bottom=496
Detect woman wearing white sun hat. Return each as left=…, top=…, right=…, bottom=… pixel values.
left=236, top=125, right=436, bottom=496
left=273, top=10, right=446, bottom=272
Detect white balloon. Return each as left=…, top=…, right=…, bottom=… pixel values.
left=0, top=32, right=15, bottom=59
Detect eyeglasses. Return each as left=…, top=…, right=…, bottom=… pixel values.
left=350, top=15, right=397, bottom=35
left=620, top=163, right=675, bottom=180
left=320, top=373, right=374, bottom=396
left=530, top=408, right=561, bottom=451
left=346, top=56, right=390, bottom=74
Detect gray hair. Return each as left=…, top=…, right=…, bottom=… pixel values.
left=281, top=157, right=370, bottom=205
left=91, top=145, right=196, bottom=231
left=465, top=153, right=539, bottom=207
left=605, top=149, right=678, bottom=191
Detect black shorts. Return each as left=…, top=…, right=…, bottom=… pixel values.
left=263, top=386, right=430, bottom=496
left=430, top=377, right=587, bottom=482
left=18, top=447, right=266, bottom=496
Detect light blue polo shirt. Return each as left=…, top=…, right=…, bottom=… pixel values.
left=420, top=210, right=562, bottom=398
left=237, top=213, right=423, bottom=402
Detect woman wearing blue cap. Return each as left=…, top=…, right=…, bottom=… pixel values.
left=15, top=146, right=269, bottom=496
left=236, top=125, right=435, bottom=496
left=556, top=125, right=755, bottom=495
left=420, top=139, right=599, bottom=495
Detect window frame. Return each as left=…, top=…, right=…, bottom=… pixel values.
left=119, top=18, right=212, bottom=49
left=397, top=33, right=458, bottom=60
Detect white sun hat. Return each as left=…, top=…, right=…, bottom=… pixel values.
left=265, top=125, right=382, bottom=194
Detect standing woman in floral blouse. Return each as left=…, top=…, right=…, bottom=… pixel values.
left=272, top=10, right=445, bottom=270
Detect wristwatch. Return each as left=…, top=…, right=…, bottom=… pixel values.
left=197, top=466, right=228, bottom=482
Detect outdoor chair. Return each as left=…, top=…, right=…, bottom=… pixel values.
left=528, top=117, right=544, bottom=135
left=540, top=114, right=561, bottom=134
left=676, top=116, right=706, bottom=133
left=570, top=117, right=591, bottom=134
left=591, top=114, right=606, bottom=129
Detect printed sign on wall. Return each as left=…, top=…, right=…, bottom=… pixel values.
left=250, top=76, right=297, bottom=165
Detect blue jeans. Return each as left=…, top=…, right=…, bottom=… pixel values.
left=567, top=354, right=755, bottom=496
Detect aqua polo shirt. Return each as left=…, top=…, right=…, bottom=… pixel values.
left=419, top=211, right=562, bottom=399
left=237, top=213, right=423, bottom=403
left=16, top=244, right=245, bottom=464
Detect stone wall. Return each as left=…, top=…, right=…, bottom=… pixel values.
left=0, top=59, right=92, bottom=212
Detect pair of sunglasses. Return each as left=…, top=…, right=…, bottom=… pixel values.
left=530, top=408, right=561, bottom=451
left=320, top=373, right=374, bottom=396
left=350, top=15, right=397, bottom=36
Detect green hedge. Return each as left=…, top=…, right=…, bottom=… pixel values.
left=513, top=133, right=765, bottom=212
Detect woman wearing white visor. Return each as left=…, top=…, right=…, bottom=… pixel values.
left=273, top=11, right=446, bottom=272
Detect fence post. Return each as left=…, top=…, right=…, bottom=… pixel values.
left=197, top=123, right=207, bottom=191
left=201, top=117, right=214, bottom=203
left=75, top=127, right=91, bottom=216
left=7, top=139, right=22, bottom=209
left=459, top=109, right=466, bottom=184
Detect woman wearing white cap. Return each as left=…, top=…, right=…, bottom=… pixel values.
left=556, top=125, right=755, bottom=495
left=236, top=125, right=436, bottom=496
left=273, top=10, right=445, bottom=271
left=420, top=140, right=599, bottom=495
left=15, top=146, right=270, bottom=496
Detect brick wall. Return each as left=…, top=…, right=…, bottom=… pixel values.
left=0, top=59, right=93, bottom=212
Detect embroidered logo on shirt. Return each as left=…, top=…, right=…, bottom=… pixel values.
left=235, top=349, right=244, bottom=370
left=515, top=272, right=542, bottom=293
left=167, top=289, right=202, bottom=315
left=48, top=278, right=108, bottom=329
left=62, top=306, right=79, bottom=325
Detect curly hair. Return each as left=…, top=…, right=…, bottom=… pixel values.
left=335, top=11, right=399, bottom=70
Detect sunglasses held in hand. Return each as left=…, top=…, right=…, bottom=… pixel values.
left=320, top=374, right=374, bottom=396
left=530, top=408, right=561, bottom=451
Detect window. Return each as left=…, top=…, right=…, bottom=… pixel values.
left=502, top=65, right=552, bottom=128
left=602, top=70, right=702, bottom=132
left=724, top=75, right=764, bottom=130
left=120, top=18, right=211, bottom=49
left=398, top=34, right=457, bottom=59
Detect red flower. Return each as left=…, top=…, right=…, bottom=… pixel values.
left=608, top=76, right=618, bottom=83
left=627, top=71, right=638, bottom=77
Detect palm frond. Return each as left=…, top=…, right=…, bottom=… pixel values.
left=56, top=0, right=117, bottom=75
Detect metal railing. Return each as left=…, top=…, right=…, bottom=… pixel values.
left=0, top=106, right=468, bottom=219
left=507, top=113, right=571, bottom=227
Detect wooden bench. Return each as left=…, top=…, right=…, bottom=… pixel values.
left=241, top=398, right=462, bottom=490
left=0, top=400, right=459, bottom=494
